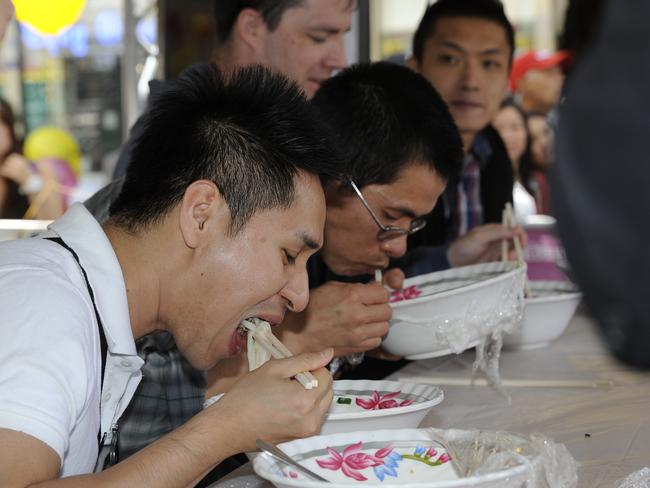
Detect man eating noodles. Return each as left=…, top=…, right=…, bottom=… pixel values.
left=0, top=64, right=339, bottom=486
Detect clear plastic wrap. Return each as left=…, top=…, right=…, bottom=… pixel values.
left=424, top=427, right=578, bottom=488
left=385, top=262, right=526, bottom=397
left=617, top=468, right=650, bottom=488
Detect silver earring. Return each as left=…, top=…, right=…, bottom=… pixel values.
left=199, top=221, right=204, bottom=230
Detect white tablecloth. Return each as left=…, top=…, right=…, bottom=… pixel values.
left=209, top=314, right=650, bottom=488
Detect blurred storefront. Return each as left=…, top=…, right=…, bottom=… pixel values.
left=0, top=0, right=157, bottom=179
left=0, top=0, right=565, bottom=183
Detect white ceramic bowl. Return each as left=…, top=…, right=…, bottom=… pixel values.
left=504, top=281, right=581, bottom=349
left=384, top=262, right=526, bottom=359
left=321, top=380, right=444, bottom=436
left=253, top=428, right=532, bottom=487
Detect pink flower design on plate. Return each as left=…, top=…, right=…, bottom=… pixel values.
left=390, top=285, right=422, bottom=302
left=355, top=390, right=414, bottom=410
left=316, top=441, right=393, bottom=481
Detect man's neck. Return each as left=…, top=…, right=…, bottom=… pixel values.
left=102, top=221, right=163, bottom=341
left=461, top=132, right=477, bottom=156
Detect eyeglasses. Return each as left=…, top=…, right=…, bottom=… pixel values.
left=348, top=178, right=427, bottom=242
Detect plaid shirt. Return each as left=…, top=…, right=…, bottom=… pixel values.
left=444, top=133, right=492, bottom=239
left=116, top=331, right=206, bottom=459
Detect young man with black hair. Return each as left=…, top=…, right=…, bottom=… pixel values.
left=277, top=62, right=463, bottom=364
left=81, top=0, right=353, bottom=462
left=404, top=0, right=520, bottom=272
left=0, top=64, right=337, bottom=486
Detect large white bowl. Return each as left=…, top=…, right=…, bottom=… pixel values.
left=322, top=380, right=444, bottom=436
left=504, top=281, right=581, bottom=349
left=253, top=428, right=534, bottom=487
left=384, top=262, right=526, bottom=359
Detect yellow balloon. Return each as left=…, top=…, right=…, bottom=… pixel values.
left=14, top=0, right=87, bottom=36
left=24, top=126, right=82, bottom=177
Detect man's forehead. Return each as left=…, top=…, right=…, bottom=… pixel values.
left=372, top=165, right=445, bottom=215
left=282, top=0, right=354, bottom=28
left=427, top=16, right=510, bottom=52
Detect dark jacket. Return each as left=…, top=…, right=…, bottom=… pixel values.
left=553, top=0, right=650, bottom=369
left=395, top=125, right=514, bottom=278
left=408, top=124, right=514, bottom=249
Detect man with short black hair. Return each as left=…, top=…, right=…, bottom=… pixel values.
left=83, top=0, right=354, bottom=461
left=0, top=64, right=337, bottom=485
left=279, top=62, right=463, bottom=364
left=405, top=0, right=518, bottom=270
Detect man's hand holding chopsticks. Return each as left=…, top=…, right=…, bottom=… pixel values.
left=205, top=348, right=334, bottom=453
left=276, top=280, right=392, bottom=357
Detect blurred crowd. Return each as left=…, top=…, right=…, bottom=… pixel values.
left=0, top=99, right=81, bottom=220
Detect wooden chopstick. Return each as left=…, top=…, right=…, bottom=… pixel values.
left=254, top=326, right=318, bottom=389
left=399, top=375, right=615, bottom=389
left=243, top=320, right=318, bottom=389
left=501, top=208, right=508, bottom=262
left=504, top=203, right=531, bottom=297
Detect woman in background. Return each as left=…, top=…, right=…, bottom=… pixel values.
left=527, top=112, right=554, bottom=214
left=0, top=97, right=29, bottom=218
left=493, top=99, right=538, bottom=222
left=0, top=98, right=65, bottom=219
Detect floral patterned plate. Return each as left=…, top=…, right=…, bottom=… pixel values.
left=322, top=380, right=444, bottom=435
left=253, top=428, right=529, bottom=487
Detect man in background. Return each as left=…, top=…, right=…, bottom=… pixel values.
left=510, top=49, right=569, bottom=116
left=403, top=0, right=520, bottom=275
left=89, top=0, right=353, bottom=216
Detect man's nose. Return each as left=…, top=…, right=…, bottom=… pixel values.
left=324, top=36, right=348, bottom=71
left=460, top=58, right=482, bottom=91
left=282, top=267, right=310, bottom=313
left=380, top=235, right=408, bottom=258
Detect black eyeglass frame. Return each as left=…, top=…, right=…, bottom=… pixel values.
left=347, top=177, right=427, bottom=242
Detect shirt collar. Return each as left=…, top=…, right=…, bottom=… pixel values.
left=48, top=203, right=136, bottom=356
left=467, top=130, right=493, bottom=169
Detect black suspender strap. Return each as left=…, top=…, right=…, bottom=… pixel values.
left=44, top=237, right=108, bottom=448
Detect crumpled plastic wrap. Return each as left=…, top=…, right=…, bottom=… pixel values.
left=616, top=468, right=650, bottom=488
left=425, top=427, right=578, bottom=488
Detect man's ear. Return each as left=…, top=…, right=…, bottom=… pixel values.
left=405, top=56, right=419, bottom=72
left=232, top=8, right=267, bottom=55
left=178, top=180, right=229, bottom=249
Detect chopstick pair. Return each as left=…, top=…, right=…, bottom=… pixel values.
left=240, top=319, right=319, bottom=390
left=502, top=203, right=531, bottom=297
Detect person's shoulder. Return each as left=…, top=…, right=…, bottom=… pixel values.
left=0, top=238, right=94, bottom=319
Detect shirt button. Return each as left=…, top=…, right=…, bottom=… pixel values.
left=103, top=392, right=111, bottom=402
left=120, top=360, right=132, bottom=368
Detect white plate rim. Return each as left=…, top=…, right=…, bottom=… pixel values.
left=327, top=380, right=444, bottom=421
left=390, top=262, right=524, bottom=309
left=253, top=427, right=530, bottom=488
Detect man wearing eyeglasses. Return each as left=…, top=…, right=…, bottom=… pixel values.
left=208, top=62, right=523, bottom=389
